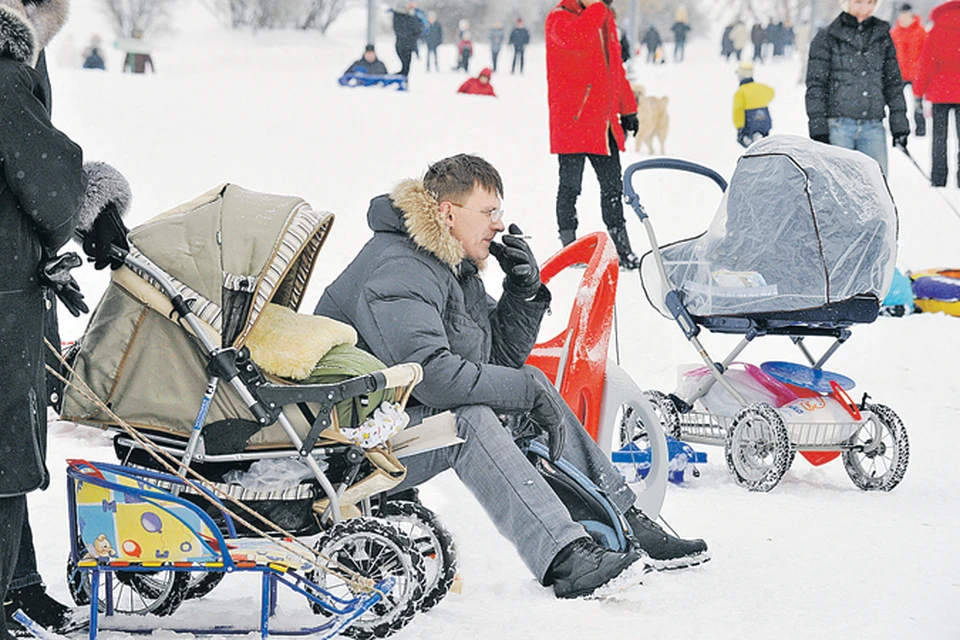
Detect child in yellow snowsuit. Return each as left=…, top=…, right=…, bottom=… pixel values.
left=733, top=61, right=775, bottom=147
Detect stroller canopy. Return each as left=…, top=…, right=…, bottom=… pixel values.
left=645, top=135, right=898, bottom=317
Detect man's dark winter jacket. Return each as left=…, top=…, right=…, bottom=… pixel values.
left=425, top=22, right=442, bottom=49
left=805, top=11, right=909, bottom=139
left=0, top=1, right=86, bottom=497
left=315, top=180, right=551, bottom=413
left=393, top=11, right=423, bottom=53
left=345, top=56, right=388, bottom=75
left=509, top=26, right=530, bottom=49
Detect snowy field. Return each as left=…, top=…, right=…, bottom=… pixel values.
left=24, top=2, right=960, bottom=638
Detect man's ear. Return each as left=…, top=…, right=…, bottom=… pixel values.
left=439, top=201, right=455, bottom=229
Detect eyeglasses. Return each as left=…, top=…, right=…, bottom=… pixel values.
left=448, top=202, right=504, bottom=223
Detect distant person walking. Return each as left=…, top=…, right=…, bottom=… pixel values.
left=424, top=11, right=442, bottom=71
left=805, top=0, right=909, bottom=176
left=751, top=23, right=766, bottom=62
left=489, top=21, right=505, bottom=72
left=671, top=7, right=691, bottom=62
left=82, top=35, right=105, bottom=70
left=641, top=25, right=662, bottom=63
left=456, top=30, right=473, bottom=72
left=120, top=30, right=154, bottom=74
left=509, top=18, right=530, bottom=74
left=730, top=20, right=749, bottom=61
left=392, top=2, right=423, bottom=77
left=721, top=24, right=735, bottom=59
left=912, top=0, right=960, bottom=187
left=890, top=3, right=928, bottom=136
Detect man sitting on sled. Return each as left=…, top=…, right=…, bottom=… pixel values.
left=315, top=154, right=709, bottom=598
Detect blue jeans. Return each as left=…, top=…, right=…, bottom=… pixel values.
left=828, top=117, right=888, bottom=175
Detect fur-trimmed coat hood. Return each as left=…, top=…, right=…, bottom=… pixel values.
left=0, top=0, right=70, bottom=66
left=374, top=179, right=466, bottom=269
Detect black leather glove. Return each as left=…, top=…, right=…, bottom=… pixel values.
left=620, top=113, right=639, bottom=136
left=489, top=223, right=541, bottom=299
left=811, top=133, right=830, bottom=144
left=81, top=202, right=129, bottom=270
left=892, top=134, right=909, bottom=151
left=528, top=372, right=566, bottom=462
left=39, top=252, right=88, bottom=317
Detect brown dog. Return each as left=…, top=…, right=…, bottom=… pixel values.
left=630, top=85, right=669, bottom=154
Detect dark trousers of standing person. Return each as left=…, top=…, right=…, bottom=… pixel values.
left=931, top=103, right=960, bottom=188
left=556, top=131, right=626, bottom=235
left=674, top=40, right=685, bottom=62
left=426, top=46, right=439, bottom=71
left=512, top=47, right=525, bottom=73
left=753, top=43, right=763, bottom=61
left=0, top=497, right=27, bottom=640
left=397, top=45, right=414, bottom=76
left=492, top=47, right=501, bottom=72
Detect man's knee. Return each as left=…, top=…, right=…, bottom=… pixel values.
left=454, top=404, right=506, bottom=438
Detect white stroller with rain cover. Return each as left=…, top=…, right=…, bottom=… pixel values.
left=624, top=136, right=910, bottom=492
left=58, top=184, right=456, bottom=638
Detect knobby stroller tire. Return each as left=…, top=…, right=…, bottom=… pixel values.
left=842, top=403, right=909, bottom=491
left=724, top=402, right=792, bottom=492
left=643, top=389, right=682, bottom=440
left=308, top=517, right=426, bottom=640
left=378, top=500, right=458, bottom=613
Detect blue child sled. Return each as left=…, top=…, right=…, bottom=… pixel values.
left=338, top=73, right=408, bottom=91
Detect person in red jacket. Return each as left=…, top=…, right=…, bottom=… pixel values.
left=891, top=4, right=928, bottom=135
left=457, top=67, right=496, bottom=96
left=546, top=0, right=640, bottom=268
left=913, top=0, right=960, bottom=187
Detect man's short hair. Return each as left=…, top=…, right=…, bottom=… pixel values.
left=424, top=154, right=503, bottom=201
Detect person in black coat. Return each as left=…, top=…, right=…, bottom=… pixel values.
left=424, top=11, right=442, bottom=71
left=509, top=17, right=530, bottom=74
left=392, top=3, right=423, bottom=77
left=344, top=44, right=388, bottom=75
left=751, top=23, right=766, bottom=62
left=0, top=1, right=132, bottom=636
left=489, top=21, right=505, bottom=72
left=805, top=0, right=909, bottom=175
left=641, top=24, right=662, bottom=63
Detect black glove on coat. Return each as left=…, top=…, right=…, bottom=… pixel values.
left=529, top=373, right=566, bottom=462
left=39, top=252, right=88, bottom=317
left=81, top=202, right=129, bottom=270
left=620, top=113, right=639, bottom=135
left=892, top=134, right=908, bottom=151
left=489, top=223, right=541, bottom=299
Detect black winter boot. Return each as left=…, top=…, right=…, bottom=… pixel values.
left=546, top=538, right=643, bottom=599
left=624, top=507, right=710, bottom=570
left=559, top=229, right=576, bottom=247
left=607, top=225, right=640, bottom=270
left=3, top=584, right=87, bottom=636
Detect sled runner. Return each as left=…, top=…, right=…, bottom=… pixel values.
left=58, top=185, right=457, bottom=637
left=623, top=136, right=910, bottom=492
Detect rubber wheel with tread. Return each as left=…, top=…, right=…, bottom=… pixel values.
left=643, top=389, right=682, bottom=440
left=842, top=403, right=909, bottom=491
left=378, top=500, right=457, bottom=613
left=724, top=402, right=792, bottom=492
left=65, top=556, right=189, bottom=616
left=307, top=517, right=426, bottom=640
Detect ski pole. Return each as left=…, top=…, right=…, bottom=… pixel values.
left=897, top=146, right=960, bottom=222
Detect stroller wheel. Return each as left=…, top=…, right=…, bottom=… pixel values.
left=842, top=403, right=909, bottom=491
left=65, top=555, right=189, bottom=616
left=183, top=572, right=225, bottom=600
left=724, top=402, right=791, bottom=492
left=642, top=390, right=682, bottom=440
left=307, top=517, right=426, bottom=639
left=377, top=500, right=458, bottom=613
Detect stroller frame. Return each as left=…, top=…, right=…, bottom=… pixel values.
left=623, top=158, right=909, bottom=492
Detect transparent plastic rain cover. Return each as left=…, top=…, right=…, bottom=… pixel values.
left=641, top=135, right=898, bottom=317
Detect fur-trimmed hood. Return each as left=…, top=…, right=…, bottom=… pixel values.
left=372, top=179, right=467, bottom=269
left=0, top=0, right=70, bottom=67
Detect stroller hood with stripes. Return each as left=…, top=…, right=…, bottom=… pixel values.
left=643, top=135, right=898, bottom=317
left=61, top=184, right=336, bottom=446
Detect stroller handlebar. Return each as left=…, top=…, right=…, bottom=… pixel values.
left=622, top=158, right=728, bottom=221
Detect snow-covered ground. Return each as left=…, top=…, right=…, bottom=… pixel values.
left=23, top=2, right=960, bottom=638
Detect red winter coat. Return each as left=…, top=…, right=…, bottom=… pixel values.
left=890, top=16, right=927, bottom=82
left=458, top=69, right=496, bottom=96
left=546, top=0, right=637, bottom=155
left=913, top=1, right=960, bottom=103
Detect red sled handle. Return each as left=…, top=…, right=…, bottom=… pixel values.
left=829, top=380, right=861, bottom=421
